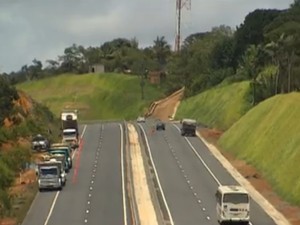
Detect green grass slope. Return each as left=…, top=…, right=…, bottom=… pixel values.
left=17, top=73, right=165, bottom=120
left=176, top=81, right=252, bottom=130
left=219, top=92, right=300, bottom=204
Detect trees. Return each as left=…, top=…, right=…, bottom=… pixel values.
left=0, top=77, right=19, bottom=125
left=234, top=9, right=282, bottom=68
left=152, top=36, right=171, bottom=69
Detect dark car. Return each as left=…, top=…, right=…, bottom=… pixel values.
left=32, top=134, right=50, bottom=151
left=156, top=121, right=165, bottom=130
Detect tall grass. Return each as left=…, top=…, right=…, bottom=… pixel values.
left=17, top=73, right=165, bottom=120
left=219, top=92, right=300, bottom=204
left=176, top=81, right=252, bottom=130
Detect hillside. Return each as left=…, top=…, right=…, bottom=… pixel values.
left=175, top=81, right=252, bottom=130
left=219, top=92, right=300, bottom=205
left=0, top=88, right=60, bottom=224
left=16, top=73, right=166, bottom=121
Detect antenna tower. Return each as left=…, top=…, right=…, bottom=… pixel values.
left=175, top=0, right=191, bottom=52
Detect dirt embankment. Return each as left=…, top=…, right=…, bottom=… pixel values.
left=148, top=88, right=300, bottom=225
left=0, top=91, right=37, bottom=225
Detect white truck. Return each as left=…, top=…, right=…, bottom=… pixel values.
left=37, top=158, right=66, bottom=191
left=61, top=109, right=79, bottom=149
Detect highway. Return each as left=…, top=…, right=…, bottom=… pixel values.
left=139, top=121, right=276, bottom=225
left=22, top=123, right=130, bottom=225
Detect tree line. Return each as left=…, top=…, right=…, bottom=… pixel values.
left=1, top=0, right=300, bottom=105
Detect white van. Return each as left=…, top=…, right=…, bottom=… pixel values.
left=215, top=185, right=250, bottom=224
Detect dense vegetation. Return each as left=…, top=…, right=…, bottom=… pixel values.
left=0, top=79, right=59, bottom=217
left=219, top=92, right=300, bottom=204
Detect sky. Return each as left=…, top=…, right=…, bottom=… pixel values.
left=0, top=0, right=294, bottom=73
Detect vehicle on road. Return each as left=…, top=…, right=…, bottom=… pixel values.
left=32, top=134, right=50, bottom=151
left=37, top=158, right=65, bottom=191
left=180, top=118, right=197, bottom=136
left=156, top=121, right=165, bottom=130
left=48, top=146, right=73, bottom=171
left=215, top=185, right=250, bottom=225
left=62, top=128, right=79, bottom=149
left=61, top=109, right=79, bottom=149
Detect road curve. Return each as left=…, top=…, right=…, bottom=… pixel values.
left=139, top=121, right=276, bottom=225
left=22, top=123, right=131, bottom=225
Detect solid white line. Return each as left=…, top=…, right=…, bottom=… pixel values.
left=21, top=192, right=40, bottom=225
left=174, top=125, right=255, bottom=225
left=43, top=191, right=59, bottom=225
left=139, top=124, right=175, bottom=225
left=173, top=124, right=222, bottom=186
left=44, top=124, right=87, bottom=225
left=119, top=124, right=127, bottom=225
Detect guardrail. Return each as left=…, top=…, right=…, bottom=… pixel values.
left=145, top=87, right=185, bottom=118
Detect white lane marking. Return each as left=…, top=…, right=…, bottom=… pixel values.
left=119, top=124, right=127, bottom=225
left=173, top=124, right=222, bottom=186
left=139, top=124, right=175, bottom=225
left=21, top=192, right=39, bottom=224
left=43, top=124, right=87, bottom=225
left=173, top=125, right=256, bottom=225
left=43, top=191, right=59, bottom=225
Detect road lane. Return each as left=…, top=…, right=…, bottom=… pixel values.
left=46, top=124, right=99, bottom=225
left=171, top=124, right=276, bottom=225
left=140, top=121, right=277, bottom=225
left=139, top=123, right=212, bottom=225
left=23, top=123, right=129, bottom=225
left=21, top=192, right=57, bottom=225
left=85, top=123, right=125, bottom=225
left=21, top=125, right=86, bottom=225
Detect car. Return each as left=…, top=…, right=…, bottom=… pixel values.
left=137, top=116, right=146, bottom=123
left=32, top=134, right=50, bottom=151
left=156, top=121, right=165, bottom=130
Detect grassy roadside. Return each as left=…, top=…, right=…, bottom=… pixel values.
left=219, top=92, right=300, bottom=205
left=17, top=73, right=165, bottom=120
left=176, top=81, right=252, bottom=130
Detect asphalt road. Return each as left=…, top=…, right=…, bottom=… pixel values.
left=22, top=123, right=130, bottom=225
left=139, top=121, right=276, bottom=225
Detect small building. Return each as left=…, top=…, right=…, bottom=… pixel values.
left=148, top=71, right=166, bottom=84
left=89, top=64, right=105, bottom=73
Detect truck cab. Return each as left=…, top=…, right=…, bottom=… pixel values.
left=181, top=118, right=197, bottom=136
left=37, top=159, right=65, bottom=191
left=62, top=128, right=79, bottom=149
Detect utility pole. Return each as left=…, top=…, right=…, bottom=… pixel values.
left=175, top=0, right=191, bottom=52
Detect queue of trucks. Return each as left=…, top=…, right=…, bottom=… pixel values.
left=36, top=109, right=79, bottom=191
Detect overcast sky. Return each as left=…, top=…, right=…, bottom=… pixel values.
left=0, top=0, right=293, bottom=73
